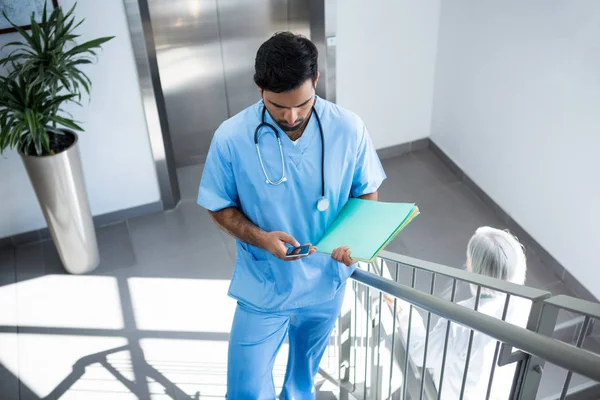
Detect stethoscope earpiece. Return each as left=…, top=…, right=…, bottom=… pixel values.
left=255, top=103, right=328, bottom=212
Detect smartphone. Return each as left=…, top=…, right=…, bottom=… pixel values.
left=285, top=245, right=311, bottom=258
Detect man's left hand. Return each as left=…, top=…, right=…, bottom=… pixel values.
left=331, top=246, right=357, bottom=267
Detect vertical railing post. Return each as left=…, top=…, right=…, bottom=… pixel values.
left=364, top=263, right=372, bottom=399
left=339, top=284, right=352, bottom=400
left=375, top=259, right=385, bottom=399
left=368, top=262, right=380, bottom=399
left=560, top=317, right=592, bottom=399
left=510, top=300, right=559, bottom=399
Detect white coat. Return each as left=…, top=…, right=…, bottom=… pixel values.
left=395, top=294, right=531, bottom=400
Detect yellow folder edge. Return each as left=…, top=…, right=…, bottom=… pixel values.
left=319, top=206, right=420, bottom=264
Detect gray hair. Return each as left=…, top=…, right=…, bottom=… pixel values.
left=466, top=226, right=527, bottom=296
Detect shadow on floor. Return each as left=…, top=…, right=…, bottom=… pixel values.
left=45, top=345, right=199, bottom=400
left=0, top=271, right=231, bottom=399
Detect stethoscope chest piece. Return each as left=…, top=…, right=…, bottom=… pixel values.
left=317, top=197, right=330, bottom=212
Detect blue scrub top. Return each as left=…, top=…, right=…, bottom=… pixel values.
left=198, top=96, right=386, bottom=311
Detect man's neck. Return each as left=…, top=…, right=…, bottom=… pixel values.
left=285, top=126, right=306, bottom=142
left=284, top=114, right=311, bottom=142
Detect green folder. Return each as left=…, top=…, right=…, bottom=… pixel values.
left=316, top=199, right=419, bottom=263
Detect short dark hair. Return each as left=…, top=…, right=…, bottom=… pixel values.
left=254, top=32, right=319, bottom=93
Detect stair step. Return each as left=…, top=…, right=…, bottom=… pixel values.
left=552, top=311, right=597, bottom=351
left=536, top=337, right=600, bottom=400
left=536, top=363, right=600, bottom=400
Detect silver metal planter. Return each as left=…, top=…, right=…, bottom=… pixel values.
left=20, top=131, right=99, bottom=274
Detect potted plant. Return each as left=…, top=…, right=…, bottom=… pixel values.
left=0, top=3, right=113, bottom=274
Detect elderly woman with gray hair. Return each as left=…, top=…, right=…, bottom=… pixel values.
left=385, top=226, right=529, bottom=400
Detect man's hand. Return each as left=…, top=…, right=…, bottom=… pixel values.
left=261, top=231, right=316, bottom=261
left=331, top=246, right=358, bottom=267
left=208, top=209, right=316, bottom=262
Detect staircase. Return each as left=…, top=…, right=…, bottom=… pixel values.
left=317, top=253, right=600, bottom=400
left=538, top=315, right=600, bottom=400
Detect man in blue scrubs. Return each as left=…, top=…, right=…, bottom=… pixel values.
left=198, top=32, right=386, bottom=399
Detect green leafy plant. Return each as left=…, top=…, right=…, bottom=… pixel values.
left=0, top=2, right=114, bottom=156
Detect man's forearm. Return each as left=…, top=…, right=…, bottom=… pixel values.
left=359, top=191, right=378, bottom=201
left=208, top=207, right=267, bottom=249
left=209, top=192, right=377, bottom=248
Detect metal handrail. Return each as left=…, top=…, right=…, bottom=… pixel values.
left=379, top=250, right=551, bottom=301
left=544, top=295, right=600, bottom=319
left=351, top=268, right=600, bottom=383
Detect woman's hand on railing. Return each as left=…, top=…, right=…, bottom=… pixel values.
left=331, top=246, right=358, bottom=266
left=384, top=294, right=403, bottom=315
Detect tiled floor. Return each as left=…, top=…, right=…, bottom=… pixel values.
left=0, top=149, right=589, bottom=399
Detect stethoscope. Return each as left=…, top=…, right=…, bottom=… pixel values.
left=253, top=101, right=330, bottom=212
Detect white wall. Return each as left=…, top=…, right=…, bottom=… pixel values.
left=0, top=0, right=160, bottom=238
left=431, top=1, right=600, bottom=298
left=336, top=0, right=441, bottom=149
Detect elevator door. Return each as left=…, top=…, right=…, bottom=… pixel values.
left=148, top=0, right=310, bottom=167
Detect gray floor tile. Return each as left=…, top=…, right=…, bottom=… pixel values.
left=526, top=253, right=562, bottom=290
left=315, top=390, right=338, bottom=400
left=0, top=237, right=13, bottom=250
left=128, top=201, right=234, bottom=280
left=378, top=150, right=460, bottom=203
left=386, top=182, right=505, bottom=268
left=545, top=281, right=576, bottom=297
left=0, top=245, right=15, bottom=286
left=40, top=240, right=66, bottom=277
left=443, top=182, right=508, bottom=232
left=563, top=270, right=597, bottom=303
left=94, top=222, right=138, bottom=275
left=379, top=155, right=447, bottom=203
left=553, top=308, right=586, bottom=344
left=582, top=336, right=600, bottom=355
left=536, top=363, right=595, bottom=400
left=554, top=308, right=582, bottom=331
left=0, top=364, right=20, bottom=400
left=411, top=149, right=461, bottom=185
left=129, top=201, right=223, bottom=251
left=32, top=222, right=137, bottom=279
left=11, top=230, right=42, bottom=248
left=378, top=142, right=411, bottom=160
left=15, top=243, right=45, bottom=283
left=0, top=245, right=19, bottom=400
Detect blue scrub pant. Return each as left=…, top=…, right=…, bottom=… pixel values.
left=226, top=284, right=346, bottom=399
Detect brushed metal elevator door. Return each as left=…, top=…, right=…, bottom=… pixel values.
left=148, top=0, right=310, bottom=167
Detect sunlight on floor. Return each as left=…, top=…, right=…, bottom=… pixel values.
left=14, top=334, right=128, bottom=398
left=52, top=346, right=136, bottom=400
left=0, top=279, right=17, bottom=325
left=140, top=338, right=289, bottom=398
left=0, top=273, right=344, bottom=398
left=10, top=275, right=124, bottom=329
left=0, top=333, right=19, bottom=389
left=128, top=278, right=235, bottom=333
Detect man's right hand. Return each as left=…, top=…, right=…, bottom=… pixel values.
left=261, top=231, right=315, bottom=261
